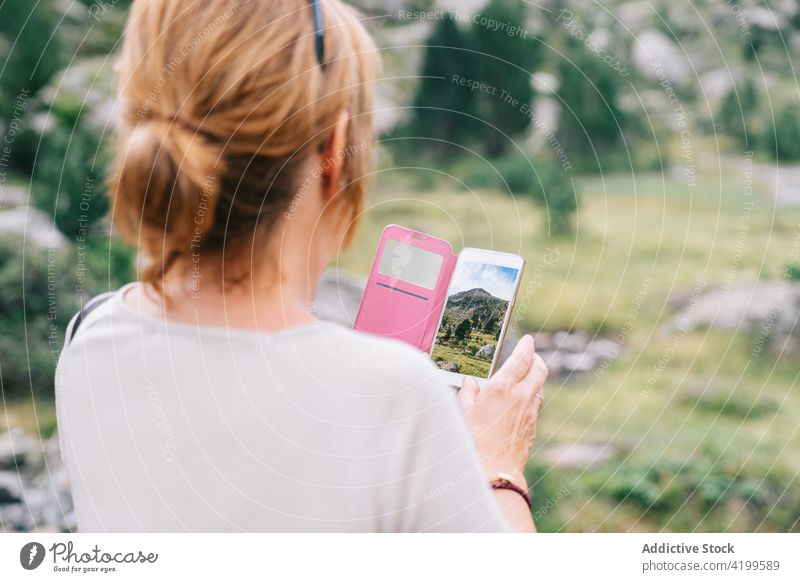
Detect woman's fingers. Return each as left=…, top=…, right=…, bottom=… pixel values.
left=521, top=353, right=548, bottom=409
left=492, top=335, right=535, bottom=386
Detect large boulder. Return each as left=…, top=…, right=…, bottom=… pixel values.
left=437, top=361, right=460, bottom=373
left=0, top=431, right=75, bottom=533
left=699, top=69, right=735, bottom=100
left=0, top=428, right=39, bottom=470
left=615, top=1, right=653, bottom=33
left=667, top=281, right=800, bottom=352
left=0, top=184, right=29, bottom=208
left=542, top=441, right=615, bottom=470
left=312, top=268, right=366, bottom=326
left=476, top=343, right=495, bottom=360
left=0, top=206, right=68, bottom=250
left=632, top=30, right=692, bottom=88
left=0, top=471, right=24, bottom=504
left=38, top=56, right=117, bottom=135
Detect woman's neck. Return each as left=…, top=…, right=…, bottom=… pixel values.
left=124, top=260, right=321, bottom=332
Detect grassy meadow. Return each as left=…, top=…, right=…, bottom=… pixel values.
left=431, top=328, right=498, bottom=377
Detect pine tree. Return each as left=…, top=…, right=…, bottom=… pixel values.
left=483, top=314, right=498, bottom=333
left=556, top=37, right=629, bottom=167
left=471, top=0, right=542, bottom=156
left=454, top=318, right=472, bottom=340
left=764, top=105, right=800, bottom=162
left=719, top=79, right=758, bottom=147
left=397, top=16, right=478, bottom=157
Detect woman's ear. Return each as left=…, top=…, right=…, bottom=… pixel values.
left=320, top=110, right=350, bottom=202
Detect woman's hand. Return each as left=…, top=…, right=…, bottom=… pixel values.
left=459, top=335, right=547, bottom=531
left=459, top=334, right=548, bottom=483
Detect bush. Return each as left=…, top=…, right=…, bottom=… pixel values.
left=555, top=37, right=634, bottom=172
left=591, top=452, right=800, bottom=531
left=461, top=151, right=578, bottom=234
left=718, top=79, right=758, bottom=147
left=0, top=235, right=134, bottom=399
left=79, top=236, right=136, bottom=295
left=0, top=0, right=62, bottom=121
left=0, top=237, right=78, bottom=398
left=31, top=122, right=110, bottom=242
left=764, top=105, right=800, bottom=162
left=785, top=264, right=800, bottom=282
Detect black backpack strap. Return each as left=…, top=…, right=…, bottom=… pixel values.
left=67, top=291, right=116, bottom=341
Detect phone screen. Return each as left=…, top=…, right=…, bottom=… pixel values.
left=430, top=259, right=520, bottom=378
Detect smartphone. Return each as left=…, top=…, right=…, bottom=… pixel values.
left=430, top=248, right=524, bottom=388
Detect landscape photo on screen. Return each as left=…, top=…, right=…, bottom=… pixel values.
left=431, top=261, right=519, bottom=377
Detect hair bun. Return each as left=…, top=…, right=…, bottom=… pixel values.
left=113, top=116, right=224, bottom=282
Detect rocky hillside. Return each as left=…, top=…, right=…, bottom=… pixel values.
left=441, top=287, right=508, bottom=332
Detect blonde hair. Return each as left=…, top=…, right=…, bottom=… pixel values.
left=111, top=0, right=378, bottom=286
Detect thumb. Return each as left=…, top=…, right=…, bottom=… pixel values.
left=459, top=376, right=480, bottom=412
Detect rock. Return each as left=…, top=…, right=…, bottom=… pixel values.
left=532, top=72, right=558, bottom=95
left=0, top=471, right=24, bottom=504
left=668, top=281, right=799, bottom=331
left=699, top=69, right=735, bottom=100
left=0, top=431, right=74, bottom=532
left=742, top=7, right=786, bottom=31
left=312, top=268, right=366, bottom=327
left=616, top=2, right=653, bottom=32
left=553, top=330, right=590, bottom=352
left=752, top=163, right=800, bottom=207
left=0, top=502, right=33, bottom=532
left=0, top=184, right=29, bottom=208
left=531, top=331, right=554, bottom=351
left=632, top=30, right=691, bottom=88
left=587, top=27, right=611, bottom=50
left=587, top=338, right=620, bottom=360
left=434, top=0, right=489, bottom=13
left=666, top=281, right=800, bottom=353
left=539, top=351, right=564, bottom=375
left=560, top=352, right=597, bottom=374
left=0, top=428, right=39, bottom=470
left=39, top=57, right=116, bottom=135
left=542, top=442, right=615, bottom=470
left=527, top=96, right=560, bottom=150
left=504, top=329, right=620, bottom=377
left=475, top=344, right=495, bottom=360
left=26, top=484, right=73, bottom=533
left=437, top=361, right=460, bottom=373
left=0, top=206, right=69, bottom=250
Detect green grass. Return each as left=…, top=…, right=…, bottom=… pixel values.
left=431, top=343, right=489, bottom=377
left=336, top=150, right=800, bottom=531
left=431, top=329, right=497, bottom=377
left=2, top=398, right=58, bottom=438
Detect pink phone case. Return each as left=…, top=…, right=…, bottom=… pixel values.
left=354, top=225, right=456, bottom=352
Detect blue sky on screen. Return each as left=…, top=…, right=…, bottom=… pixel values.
left=448, top=261, right=519, bottom=301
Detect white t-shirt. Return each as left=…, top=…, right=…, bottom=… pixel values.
left=55, top=284, right=511, bottom=532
